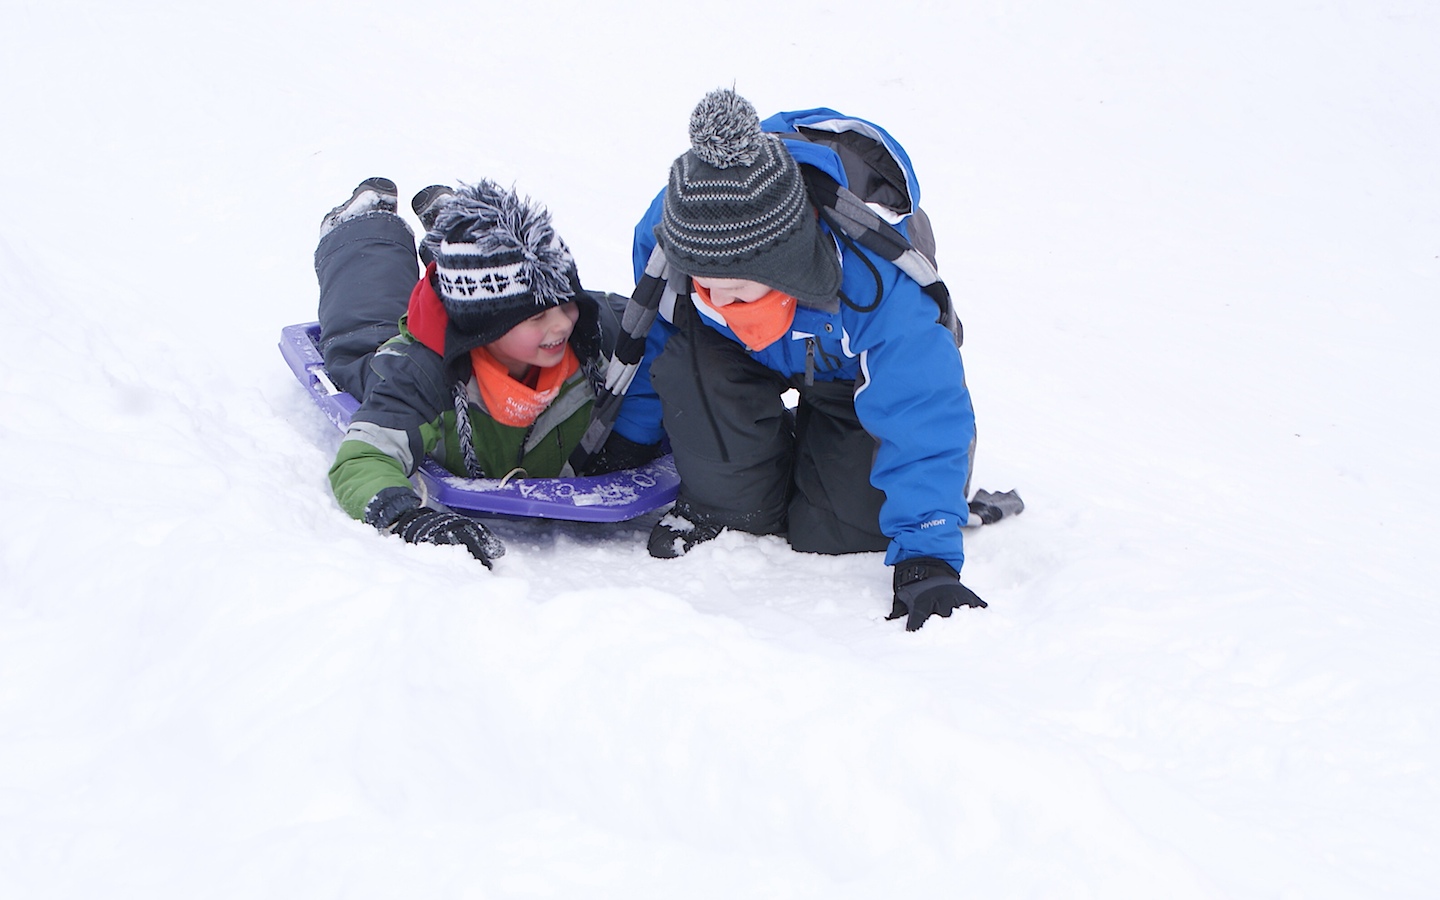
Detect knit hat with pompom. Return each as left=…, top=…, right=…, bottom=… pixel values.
left=658, top=89, right=841, bottom=307
left=424, top=180, right=580, bottom=345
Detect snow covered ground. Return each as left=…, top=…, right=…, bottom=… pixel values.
left=2, top=1, right=1437, bottom=896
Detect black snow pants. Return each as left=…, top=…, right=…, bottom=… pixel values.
left=313, top=213, right=419, bottom=400
left=649, top=297, right=890, bottom=555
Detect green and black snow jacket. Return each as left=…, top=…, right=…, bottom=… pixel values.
left=329, top=268, right=621, bottom=527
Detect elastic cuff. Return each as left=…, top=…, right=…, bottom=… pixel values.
left=314, top=211, right=415, bottom=270
left=892, top=556, right=957, bottom=589
left=364, top=486, right=422, bottom=530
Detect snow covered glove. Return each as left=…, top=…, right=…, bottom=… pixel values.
left=888, top=557, right=987, bottom=631
left=391, top=507, right=505, bottom=569
left=647, top=499, right=725, bottom=559
left=966, top=489, right=1025, bottom=526
left=582, top=432, right=663, bottom=475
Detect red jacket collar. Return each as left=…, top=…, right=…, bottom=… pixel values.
left=406, top=262, right=448, bottom=355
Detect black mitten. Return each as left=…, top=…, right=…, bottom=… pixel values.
left=582, top=432, right=663, bottom=475
left=391, top=507, right=505, bottom=569
left=887, top=557, right=987, bottom=631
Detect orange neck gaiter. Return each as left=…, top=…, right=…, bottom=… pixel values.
left=692, top=284, right=797, bottom=351
left=469, top=344, right=580, bottom=427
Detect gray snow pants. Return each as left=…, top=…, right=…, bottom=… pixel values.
left=650, top=298, right=890, bottom=555
left=313, top=212, right=419, bottom=400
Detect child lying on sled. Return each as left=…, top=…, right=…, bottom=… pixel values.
left=313, top=178, right=657, bottom=568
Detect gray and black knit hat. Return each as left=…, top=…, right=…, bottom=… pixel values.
left=658, top=89, right=841, bottom=307
left=424, top=180, right=579, bottom=345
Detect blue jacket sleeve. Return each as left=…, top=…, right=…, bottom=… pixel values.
left=841, top=246, right=975, bottom=572
left=610, top=321, right=673, bottom=445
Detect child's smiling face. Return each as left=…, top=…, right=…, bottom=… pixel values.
left=485, top=302, right=580, bottom=379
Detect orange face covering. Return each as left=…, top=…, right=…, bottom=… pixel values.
left=692, top=284, right=797, bottom=351
left=469, top=344, right=580, bottom=427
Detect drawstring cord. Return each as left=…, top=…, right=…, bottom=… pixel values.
left=832, top=226, right=883, bottom=314
left=452, top=380, right=485, bottom=478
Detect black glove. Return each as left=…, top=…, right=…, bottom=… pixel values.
left=581, top=432, right=663, bottom=475
left=887, top=557, right=987, bottom=631
left=391, top=507, right=505, bottom=569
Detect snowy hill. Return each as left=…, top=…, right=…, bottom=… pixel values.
left=1, top=1, right=1437, bottom=897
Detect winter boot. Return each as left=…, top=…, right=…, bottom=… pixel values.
left=647, top=499, right=726, bottom=559
left=319, top=177, right=399, bottom=238
left=412, top=184, right=456, bottom=231
left=966, top=489, right=1025, bottom=526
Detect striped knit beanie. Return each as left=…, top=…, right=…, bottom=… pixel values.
left=658, top=89, right=841, bottom=306
left=425, top=180, right=578, bottom=345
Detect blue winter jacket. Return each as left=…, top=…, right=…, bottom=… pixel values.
left=615, top=110, right=977, bottom=571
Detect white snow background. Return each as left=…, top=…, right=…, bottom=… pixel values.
left=2, top=1, right=1437, bottom=897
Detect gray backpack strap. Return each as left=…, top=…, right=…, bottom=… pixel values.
left=802, top=165, right=963, bottom=347
left=567, top=244, right=674, bottom=472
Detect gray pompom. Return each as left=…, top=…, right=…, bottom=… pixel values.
left=688, top=88, right=763, bottom=169
left=431, top=179, right=575, bottom=308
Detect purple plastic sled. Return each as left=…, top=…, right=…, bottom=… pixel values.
left=279, top=322, right=678, bottom=522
